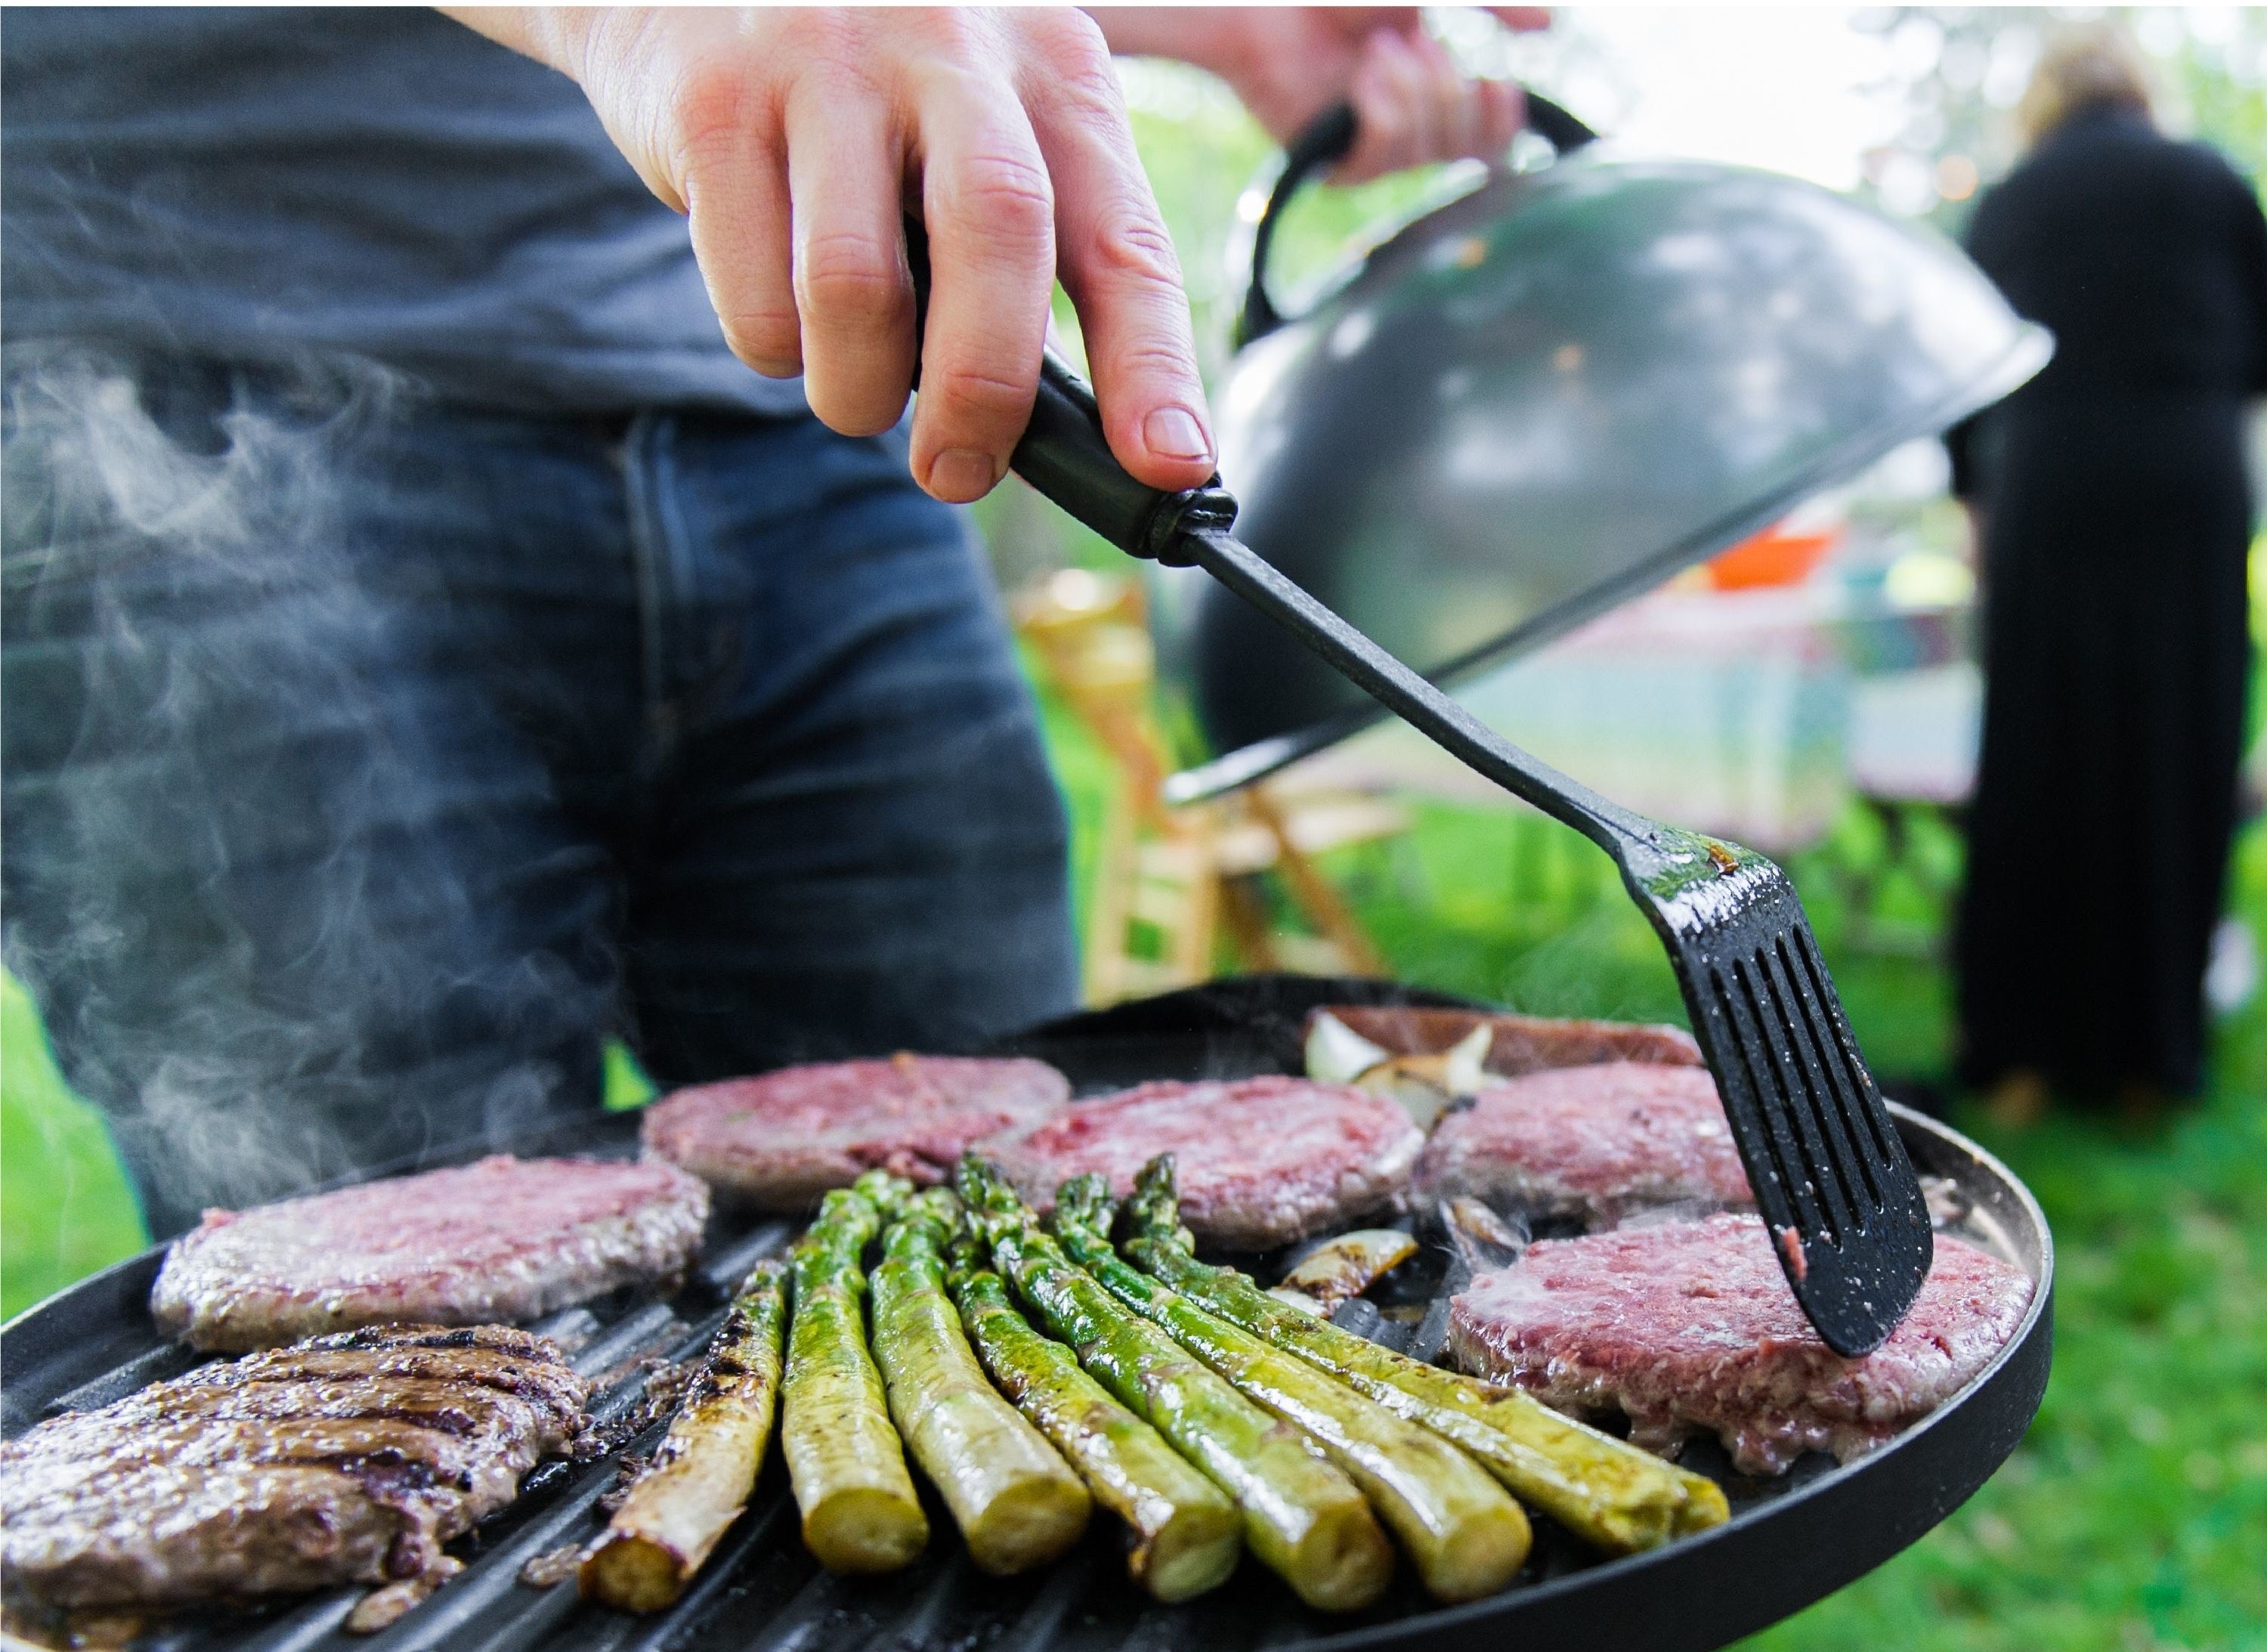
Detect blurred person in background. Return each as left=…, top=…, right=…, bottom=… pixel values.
left=1947, top=23, right=2267, bottom=1121
left=1, top=7, right=1536, bottom=1238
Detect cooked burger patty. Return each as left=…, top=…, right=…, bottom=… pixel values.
left=150, top=1157, right=709, bottom=1351
left=0, top=1324, right=588, bottom=1610
left=1316, top=1005, right=1703, bottom=1076
left=1446, top=1214, right=2033, bottom=1474
left=1414, top=1062, right=1753, bottom=1224
left=642, top=1053, right=1071, bottom=1208
left=988, top=1075, right=1424, bottom=1249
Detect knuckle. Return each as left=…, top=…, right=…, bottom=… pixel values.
left=935, top=360, right=1036, bottom=425
left=945, top=150, right=1056, bottom=246
left=772, top=7, right=861, bottom=62
left=902, top=6, right=979, bottom=52
left=1053, top=58, right=1129, bottom=127
left=796, top=232, right=907, bottom=326
left=668, top=54, right=756, bottom=159
left=1112, top=335, right=1199, bottom=380
left=717, top=308, right=803, bottom=376
left=1086, top=213, right=1183, bottom=291
left=1029, top=10, right=1115, bottom=82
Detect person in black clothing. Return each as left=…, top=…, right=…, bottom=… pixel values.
left=1948, top=25, right=2267, bottom=1116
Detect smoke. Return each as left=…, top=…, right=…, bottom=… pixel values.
left=2, top=346, right=614, bottom=1236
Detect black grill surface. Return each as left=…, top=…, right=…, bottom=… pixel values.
left=2, top=977, right=2054, bottom=1652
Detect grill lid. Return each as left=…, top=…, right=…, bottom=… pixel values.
left=1155, top=141, right=2049, bottom=800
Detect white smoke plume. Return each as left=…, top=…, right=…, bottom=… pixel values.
left=2, top=346, right=613, bottom=1236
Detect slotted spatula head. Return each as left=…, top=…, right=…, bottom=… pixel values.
left=1619, top=827, right=1933, bottom=1355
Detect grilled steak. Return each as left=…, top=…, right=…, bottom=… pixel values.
left=988, top=1075, right=1424, bottom=1249
left=195, top=1326, right=592, bottom=1422
left=642, top=1053, right=1071, bottom=1209
left=1446, top=1214, right=2033, bottom=1474
left=150, top=1157, right=708, bottom=1351
left=1414, top=1063, right=1753, bottom=1224
left=0, top=1323, right=589, bottom=1611
left=1316, top=1006, right=1703, bottom=1076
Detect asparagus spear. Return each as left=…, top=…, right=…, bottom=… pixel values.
left=868, top=1189, right=1092, bottom=1575
left=1122, top=1157, right=1731, bottom=1552
left=957, top=1155, right=1393, bottom=1613
left=781, top=1187, right=929, bottom=1573
left=1050, top=1177, right=1531, bottom=1603
left=580, top=1261, right=788, bottom=1610
left=945, top=1231, right=1242, bottom=1601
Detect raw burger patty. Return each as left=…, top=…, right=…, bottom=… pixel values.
left=1415, top=1062, right=1753, bottom=1223
left=642, top=1053, right=1071, bottom=1209
left=151, top=1156, right=709, bottom=1351
left=0, top=1323, right=586, bottom=1610
left=1317, top=1005, right=1703, bottom=1075
left=1446, top=1212, right=2033, bottom=1474
left=988, top=1075, right=1424, bottom=1249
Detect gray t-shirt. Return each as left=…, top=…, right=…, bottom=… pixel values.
left=2, top=7, right=808, bottom=416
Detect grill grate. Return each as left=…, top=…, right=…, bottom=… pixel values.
left=2, top=977, right=2052, bottom=1652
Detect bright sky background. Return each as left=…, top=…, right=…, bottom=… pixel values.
left=1455, top=5, right=2258, bottom=206
left=1536, top=8, right=1917, bottom=192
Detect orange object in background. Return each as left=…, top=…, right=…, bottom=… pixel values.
left=1706, top=521, right=1840, bottom=590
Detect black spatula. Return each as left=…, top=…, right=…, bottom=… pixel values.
left=906, top=234, right=1932, bottom=1355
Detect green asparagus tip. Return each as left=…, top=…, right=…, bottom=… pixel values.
left=805, top=1187, right=881, bottom=1263
left=954, top=1154, right=1010, bottom=1210
left=1051, top=1174, right=1118, bottom=1241
left=1127, top=1156, right=1181, bottom=1239
left=735, top=1256, right=788, bottom=1296
left=909, top=1186, right=963, bottom=1226
left=881, top=1186, right=967, bottom=1263
left=852, top=1168, right=916, bottom=1215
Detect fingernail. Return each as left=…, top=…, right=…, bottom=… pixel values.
left=929, top=447, right=997, bottom=500
left=1143, top=405, right=1214, bottom=463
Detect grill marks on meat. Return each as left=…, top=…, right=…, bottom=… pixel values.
left=641, top=1054, right=1072, bottom=1209
left=988, top=1075, right=1425, bottom=1249
left=0, top=1325, right=589, bottom=1612
left=150, top=1157, right=710, bottom=1352
left=1315, top=1007, right=1703, bottom=1077
left=1415, top=1063, right=1754, bottom=1224
left=1446, top=1214, right=2032, bottom=1475
left=199, top=1327, right=592, bottom=1424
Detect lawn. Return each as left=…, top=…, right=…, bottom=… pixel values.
left=3, top=710, right=2262, bottom=1650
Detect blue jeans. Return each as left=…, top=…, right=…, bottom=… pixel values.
left=2, top=354, right=1077, bottom=1237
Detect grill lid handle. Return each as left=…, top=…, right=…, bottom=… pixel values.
left=1235, top=90, right=1597, bottom=348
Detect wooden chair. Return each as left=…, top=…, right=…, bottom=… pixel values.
left=1013, top=568, right=1407, bottom=1004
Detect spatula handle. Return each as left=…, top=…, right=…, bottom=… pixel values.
left=901, top=217, right=1666, bottom=861
left=904, top=218, right=1207, bottom=562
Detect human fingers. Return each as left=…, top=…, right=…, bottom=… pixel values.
left=1022, top=11, right=1213, bottom=490
left=1476, top=76, right=1525, bottom=156
left=905, top=35, right=1058, bottom=503
left=1408, top=28, right=1481, bottom=160
left=783, top=64, right=917, bottom=434
left=1342, top=26, right=1435, bottom=181
left=549, top=11, right=806, bottom=379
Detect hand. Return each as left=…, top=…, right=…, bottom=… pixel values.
left=1095, top=8, right=1548, bottom=184
left=449, top=8, right=1213, bottom=503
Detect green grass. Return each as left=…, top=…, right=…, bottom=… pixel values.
left=2, top=972, right=147, bottom=1311
left=4, top=705, right=2262, bottom=1650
